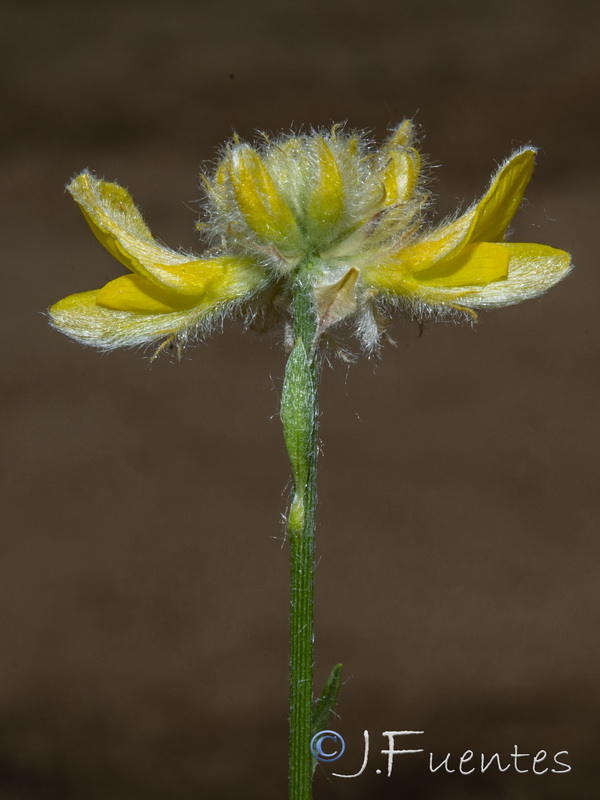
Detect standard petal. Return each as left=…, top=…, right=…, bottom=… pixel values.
left=67, top=171, right=179, bottom=281
left=68, top=171, right=261, bottom=293
left=468, top=148, right=535, bottom=243
left=375, top=148, right=537, bottom=284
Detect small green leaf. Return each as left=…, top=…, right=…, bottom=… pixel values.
left=312, top=663, right=343, bottom=736
left=281, top=336, right=316, bottom=492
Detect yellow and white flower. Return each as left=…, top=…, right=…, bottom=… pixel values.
left=49, top=122, right=571, bottom=352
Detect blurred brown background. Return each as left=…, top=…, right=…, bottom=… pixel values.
left=2, top=0, right=599, bottom=797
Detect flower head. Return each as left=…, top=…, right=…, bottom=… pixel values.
left=49, top=122, right=571, bottom=353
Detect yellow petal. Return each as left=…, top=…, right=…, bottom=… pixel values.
left=365, top=241, right=570, bottom=311
left=384, top=120, right=416, bottom=151
left=49, top=290, right=203, bottom=350
left=95, top=256, right=265, bottom=313
left=227, top=144, right=299, bottom=246
left=469, top=148, right=535, bottom=243
left=362, top=218, right=471, bottom=292
left=68, top=172, right=249, bottom=292
left=381, top=149, right=420, bottom=207
left=456, top=242, right=572, bottom=308
left=416, top=242, right=509, bottom=288
left=380, top=120, right=420, bottom=208
left=380, top=148, right=537, bottom=280
left=96, top=274, right=202, bottom=313
left=155, top=257, right=261, bottom=295
left=50, top=260, right=266, bottom=347
left=391, top=213, right=475, bottom=277
left=307, top=137, right=345, bottom=232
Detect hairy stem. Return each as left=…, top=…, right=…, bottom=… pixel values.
left=281, top=275, right=320, bottom=800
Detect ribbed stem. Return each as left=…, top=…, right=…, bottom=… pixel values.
left=281, top=274, right=320, bottom=800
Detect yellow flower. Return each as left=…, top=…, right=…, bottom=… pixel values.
left=49, top=123, right=571, bottom=352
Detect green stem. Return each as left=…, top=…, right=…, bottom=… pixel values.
left=281, top=275, right=320, bottom=800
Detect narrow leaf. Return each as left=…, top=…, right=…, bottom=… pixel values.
left=312, top=663, right=343, bottom=736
